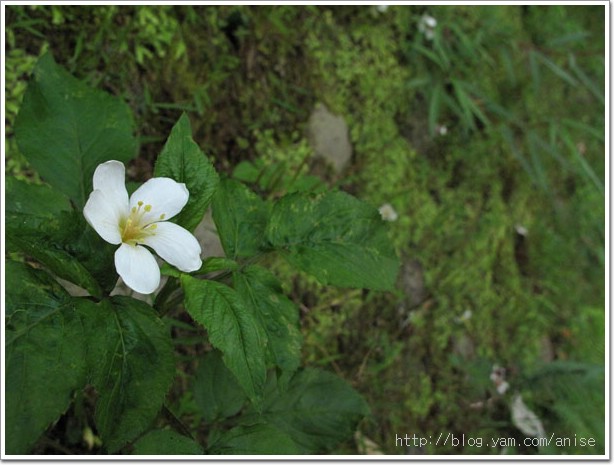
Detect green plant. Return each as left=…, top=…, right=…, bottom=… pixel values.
left=5, top=53, right=400, bottom=455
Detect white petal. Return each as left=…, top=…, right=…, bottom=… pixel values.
left=511, top=394, right=545, bottom=438
left=130, top=177, right=189, bottom=225
left=425, top=15, right=437, bottom=28
left=92, top=160, right=129, bottom=215
left=114, top=243, right=161, bottom=294
left=141, top=221, right=202, bottom=272
left=83, top=190, right=123, bottom=244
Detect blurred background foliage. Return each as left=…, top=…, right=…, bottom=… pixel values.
left=5, top=4, right=605, bottom=455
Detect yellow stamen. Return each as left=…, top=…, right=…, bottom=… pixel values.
left=120, top=201, right=160, bottom=245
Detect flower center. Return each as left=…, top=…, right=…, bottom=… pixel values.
left=120, top=200, right=161, bottom=245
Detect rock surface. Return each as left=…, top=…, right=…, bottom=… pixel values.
left=307, top=103, right=352, bottom=173
left=193, top=208, right=225, bottom=259
left=397, top=258, right=427, bottom=309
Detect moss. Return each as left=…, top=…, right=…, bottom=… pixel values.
left=5, top=48, right=41, bottom=181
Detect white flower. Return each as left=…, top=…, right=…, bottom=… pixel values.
left=376, top=4, right=389, bottom=13
left=436, top=124, right=448, bottom=136
left=83, top=160, right=202, bottom=294
left=490, top=364, right=511, bottom=395
left=456, top=309, right=472, bottom=322
left=497, top=380, right=510, bottom=395
left=511, top=394, right=545, bottom=438
left=490, top=364, right=505, bottom=383
left=423, top=14, right=437, bottom=29
left=378, top=203, right=399, bottom=222
left=418, top=14, right=437, bottom=40
left=515, top=224, right=528, bottom=236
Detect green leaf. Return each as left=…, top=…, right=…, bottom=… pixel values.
left=428, top=83, right=443, bottom=136
left=568, top=53, right=604, bottom=105
left=561, top=131, right=604, bottom=195
left=6, top=176, right=71, bottom=218
left=132, top=430, right=203, bottom=455
left=5, top=261, right=87, bottom=454
left=453, top=80, right=490, bottom=128
left=534, top=50, right=579, bottom=88
left=74, top=296, right=175, bottom=452
left=451, top=80, right=476, bottom=130
left=193, top=351, right=247, bottom=423
left=212, top=178, right=271, bottom=259
left=162, top=257, right=239, bottom=278
left=560, top=118, right=605, bottom=143
left=413, top=43, right=446, bottom=70
left=5, top=176, right=73, bottom=247
left=6, top=209, right=118, bottom=297
left=65, top=214, right=118, bottom=293
left=197, top=257, right=239, bottom=274
left=14, top=52, right=137, bottom=209
left=501, top=125, right=534, bottom=180
left=288, top=174, right=327, bottom=194
left=405, top=77, right=430, bottom=89
left=208, top=423, right=300, bottom=455
left=7, top=228, right=104, bottom=298
left=154, top=113, right=220, bottom=232
left=234, top=159, right=325, bottom=195
left=266, top=191, right=400, bottom=290
left=529, top=49, right=541, bottom=93
left=181, top=276, right=267, bottom=407
left=232, top=159, right=283, bottom=192
left=256, top=368, right=369, bottom=453
left=233, top=266, right=302, bottom=374
left=232, top=160, right=260, bottom=184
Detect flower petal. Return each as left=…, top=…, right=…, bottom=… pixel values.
left=141, top=221, right=202, bottom=272
left=129, top=177, right=189, bottom=225
left=83, top=190, right=123, bottom=244
left=114, top=243, right=161, bottom=294
left=92, top=160, right=129, bottom=217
